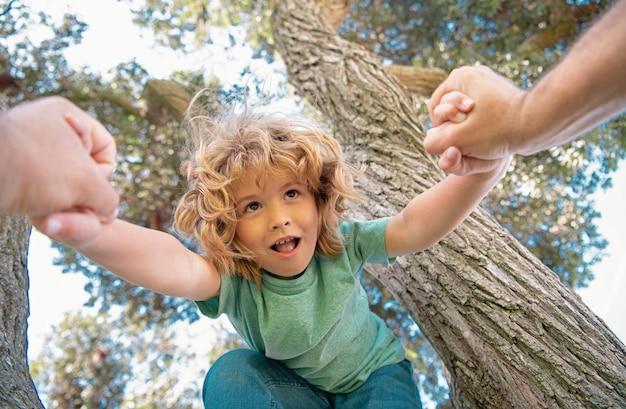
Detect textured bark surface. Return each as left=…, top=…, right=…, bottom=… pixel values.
left=272, top=0, right=626, bottom=407
left=0, top=216, right=43, bottom=409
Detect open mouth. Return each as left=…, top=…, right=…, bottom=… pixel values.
left=271, top=237, right=300, bottom=253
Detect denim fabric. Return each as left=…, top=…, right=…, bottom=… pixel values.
left=202, top=349, right=422, bottom=409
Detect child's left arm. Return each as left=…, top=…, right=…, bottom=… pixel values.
left=385, top=156, right=511, bottom=257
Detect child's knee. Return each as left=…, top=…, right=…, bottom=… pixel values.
left=206, top=349, right=261, bottom=380
left=203, top=350, right=261, bottom=405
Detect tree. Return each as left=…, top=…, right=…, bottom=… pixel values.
left=2, top=0, right=626, bottom=407
left=142, top=0, right=619, bottom=291
left=123, top=0, right=625, bottom=403
left=269, top=0, right=626, bottom=407
left=30, top=310, right=203, bottom=408
left=0, top=2, right=242, bottom=406
left=0, top=216, right=43, bottom=408
left=334, top=0, right=621, bottom=290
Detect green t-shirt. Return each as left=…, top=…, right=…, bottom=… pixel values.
left=195, top=218, right=406, bottom=393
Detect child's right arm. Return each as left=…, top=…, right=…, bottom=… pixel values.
left=30, top=213, right=221, bottom=301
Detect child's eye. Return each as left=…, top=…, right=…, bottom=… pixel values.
left=285, top=190, right=299, bottom=200
left=245, top=202, right=261, bottom=212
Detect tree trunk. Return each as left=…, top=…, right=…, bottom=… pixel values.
left=0, top=216, right=43, bottom=409
left=271, top=0, right=626, bottom=407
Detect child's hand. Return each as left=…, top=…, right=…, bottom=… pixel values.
left=428, top=90, right=474, bottom=127
left=425, top=66, right=526, bottom=176
left=427, top=90, right=496, bottom=175
left=435, top=146, right=513, bottom=176
left=484, top=154, right=513, bottom=181
left=427, top=89, right=512, bottom=176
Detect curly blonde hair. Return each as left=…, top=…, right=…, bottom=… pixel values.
left=174, top=105, right=362, bottom=287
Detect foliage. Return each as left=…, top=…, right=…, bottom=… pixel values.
left=30, top=311, right=130, bottom=408
left=119, top=0, right=625, bottom=289
left=335, top=2, right=624, bottom=397
left=119, top=0, right=276, bottom=60
left=30, top=310, right=203, bottom=408
left=4, top=0, right=624, bottom=406
left=336, top=0, right=624, bottom=290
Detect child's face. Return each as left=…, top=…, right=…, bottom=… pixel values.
left=233, top=170, right=319, bottom=278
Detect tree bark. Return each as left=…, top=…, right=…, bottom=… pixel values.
left=271, top=0, right=626, bottom=407
left=0, top=216, right=43, bottom=409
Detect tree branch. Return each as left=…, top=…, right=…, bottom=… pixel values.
left=384, top=65, right=448, bottom=97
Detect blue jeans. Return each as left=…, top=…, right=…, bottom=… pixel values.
left=202, top=349, right=422, bottom=408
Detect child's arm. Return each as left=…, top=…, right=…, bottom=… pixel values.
left=30, top=213, right=221, bottom=301
left=384, top=156, right=510, bottom=257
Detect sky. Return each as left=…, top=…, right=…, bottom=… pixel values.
left=22, top=0, right=626, bottom=402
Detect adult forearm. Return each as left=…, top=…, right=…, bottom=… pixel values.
left=516, top=0, right=626, bottom=155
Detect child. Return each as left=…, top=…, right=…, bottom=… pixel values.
left=32, top=102, right=510, bottom=408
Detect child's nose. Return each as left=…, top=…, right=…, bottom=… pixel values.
left=271, top=219, right=290, bottom=230
left=269, top=206, right=291, bottom=230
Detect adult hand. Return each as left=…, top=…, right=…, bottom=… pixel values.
left=0, top=96, right=119, bottom=220
left=425, top=66, right=528, bottom=175
left=29, top=210, right=104, bottom=250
